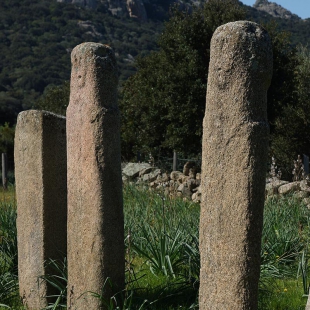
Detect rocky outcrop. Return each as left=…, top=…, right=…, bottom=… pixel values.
left=77, top=20, right=103, bottom=38
left=57, top=0, right=97, bottom=9
left=253, top=0, right=300, bottom=20
left=56, top=0, right=203, bottom=22
left=122, top=161, right=310, bottom=207
left=127, top=0, right=147, bottom=22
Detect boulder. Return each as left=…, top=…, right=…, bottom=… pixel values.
left=278, top=182, right=300, bottom=195
left=142, top=169, right=161, bottom=182
left=192, top=191, right=201, bottom=203
left=294, top=191, right=309, bottom=200
left=300, top=179, right=310, bottom=191
left=170, top=171, right=184, bottom=181
left=303, top=197, right=310, bottom=210
left=157, top=172, right=170, bottom=182
left=185, top=179, right=198, bottom=191
left=139, top=167, right=153, bottom=177
left=122, top=162, right=151, bottom=178
left=265, top=180, right=288, bottom=195
left=183, top=161, right=196, bottom=176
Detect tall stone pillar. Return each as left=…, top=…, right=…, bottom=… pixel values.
left=67, top=43, right=124, bottom=309
left=199, top=21, right=273, bottom=309
left=15, top=110, right=67, bottom=309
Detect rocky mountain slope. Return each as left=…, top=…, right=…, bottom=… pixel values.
left=57, top=0, right=307, bottom=22
left=253, top=0, right=301, bottom=20
left=56, top=0, right=201, bottom=21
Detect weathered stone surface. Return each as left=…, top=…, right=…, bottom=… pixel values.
left=199, top=21, right=272, bottom=310
left=123, top=162, right=151, bottom=178
left=126, top=0, right=147, bottom=22
left=186, top=178, right=199, bottom=191
left=183, top=161, right=196, bottom=176
left=67, top=43, right=124, bottom=309
left=138, top=166, right=153, bottom=177
left=142, top=168, right=161, bottom=182
left=294, top=191, right=309, bottom=200
left=265, top=180, right=288, bottom=195
left=170, top=171, right=184, bottom=181
left=306, top=292, right=310, bottom=310
left=300, top=179, right=310, bottom=191
left=278, top=182, right=300, bottom=195
left=157, top=172, right=169, bottom=182
left=192, top=191, right=201, bottom=203
left=177, top=183, right=185, bottom=192
left=15, top=110, right=67, bottom=309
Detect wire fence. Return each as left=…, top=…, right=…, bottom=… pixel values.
left=135, top=151, right=201, bottom=172
left=156, top=155, right=201, bottom=173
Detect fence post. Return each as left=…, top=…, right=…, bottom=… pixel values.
left=2, top=153, right=8, bottom=190
left=303, top=154, right=309, bottom=176
left=173, top=151, right=178, bottom=171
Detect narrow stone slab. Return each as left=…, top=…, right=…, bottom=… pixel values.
left=306, top=290, right=310, bottom=310
left=199, top=21, right=273, bottom=310
left=67, top=42, right=124, bottom=309
left=15, top=110, right=67, bottom=309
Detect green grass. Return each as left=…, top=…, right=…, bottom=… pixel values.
left=259, top=279, right=307, bottom=310
left=1, top=184, right=310, bottom=309
left=0, top=185, right=15, bottom=205
left=0, top=186, right=21, bottom=309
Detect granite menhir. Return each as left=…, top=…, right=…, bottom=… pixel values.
left=67, top=42, right=124, bottom=309
left=199, top=21, right=272, bottom=310
left=15, top=110, right=67, bottom=309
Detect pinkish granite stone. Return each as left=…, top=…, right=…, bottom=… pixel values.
left=200, top=21, right=272, bottom=310
left=15, top=110, right=67, bottom=309
left=67, top=42, right=124, bottom=309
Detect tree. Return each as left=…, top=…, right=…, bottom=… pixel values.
left=120, top=0, right=245, bottom=159
left=270, top=45, right=310, bottom=179
left=34, top=81, right=70, bottom=116
left=0, top=122, right=15, bottom=165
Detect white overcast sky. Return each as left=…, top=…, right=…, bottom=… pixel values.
left=239, top=0, right=310, bottom=19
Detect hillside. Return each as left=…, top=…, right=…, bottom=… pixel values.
left=0, top=0, right=162, bottom=124
left=0, top=0, right=310, bottom=125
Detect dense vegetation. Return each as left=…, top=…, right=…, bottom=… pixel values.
left=0, top=0, right=162, bottom=125
left=120, top=0, right=245, bottom=158
left=120, top=0, right=310, bottom=178
left=0, top=0, right=310, bottom=124
left=1, top=0, right=310, bottom=175
left=1, top=185, right=310, bottom=309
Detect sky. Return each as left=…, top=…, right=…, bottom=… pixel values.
left=240, top=0, right=310, bottom=19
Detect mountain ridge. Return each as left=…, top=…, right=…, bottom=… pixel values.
left=56, top=0, right=306, bottom=21
left=254, top=0, right=301, bottom=20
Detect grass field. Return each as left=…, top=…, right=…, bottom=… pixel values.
left=0, top=184, right=309, bottom=309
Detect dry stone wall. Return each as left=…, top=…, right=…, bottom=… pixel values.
left=122, top=162, right=202, bottom=202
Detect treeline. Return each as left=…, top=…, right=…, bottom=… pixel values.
left=118, top=0, right=310, bottom=178
left=1, top=0, right=310, bottom=127
left=1, top=0, right=310, bottom=178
